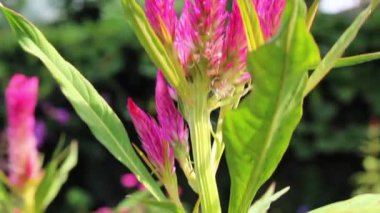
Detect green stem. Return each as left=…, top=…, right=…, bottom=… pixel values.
left=186, top=92, right=221, bottom=213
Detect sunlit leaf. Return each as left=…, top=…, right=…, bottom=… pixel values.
left=304, top=1, right=380, bottom=95
left=237, top=0, right=265, bottom=51
left=0, top=5, right=165, bottom=201
left=248, top=184, right=290, bottom=213
left=223, top=0, right=320, bottom=212
left=35, top=142, right=78, bottom=212
left=309, top=194, right=380, bottom=213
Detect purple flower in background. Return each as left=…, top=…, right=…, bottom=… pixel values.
left=34, top=120, right=46, bottom=148
left=5, top=73, right=41, bottom=187
left=42, top=102, right=71, bottom=125
left=121, top=173, right=139, bottom=188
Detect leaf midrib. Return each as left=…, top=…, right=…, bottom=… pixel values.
left=239, top=2, right=300, bottom=209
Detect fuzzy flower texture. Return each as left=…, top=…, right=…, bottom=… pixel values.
left=147, top=0, right=285, bottom=98
left=129, top=0, right=285, bottom=183
left=5, top=74, right=41, bottom=187
left=128, top=72, right=188, bottom=179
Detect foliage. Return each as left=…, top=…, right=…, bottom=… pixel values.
left=1, top=0, right=380, bottom=212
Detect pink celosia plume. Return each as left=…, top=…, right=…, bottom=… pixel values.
left=155, top=71, right=189, bottom=150
left=175, top=0, right=228, bottom=75
left=5, top=73, right=41, bottom=186
left=146, top=0, right=177, bottom=42
left=148, top=0, right=285, bottom=92
left=127, top=98, right=174, bottom=174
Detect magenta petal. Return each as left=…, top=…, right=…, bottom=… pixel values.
left=146, top=0, right=177, bottom=41
left=175, top=0, right=228, bottom=73
left=253, top=0, right=286, bottom=39
left=155, top=71, right=188, bottom=148
left=5, top=73, right=40, bottom=186
left=127, top=98, right=174, bottom=173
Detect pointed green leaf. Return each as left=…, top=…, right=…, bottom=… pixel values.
left=116, top=191, right=181, bottom=213
left=237, top=0, right=265, bottom=51
left=304, top=1, right=380, bottom=96
left=248, top=184, right=290, bottom=213
left=313, top=52, right=380, bottom=69
left=35, top=143, right=78, bottom=212
left=223, top=0, right=320, bottom=212
left=309, top=194, right=380, bottom=213
left=306, top=0, right=319, bottom=31
left=0, top=5, right=165, bottom=201
left=120, top=0, right=189, bottom=101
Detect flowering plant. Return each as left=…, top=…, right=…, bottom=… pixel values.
left=0, top=74, right=77, bottom=213
left=1, top=0, right=380, bottom=212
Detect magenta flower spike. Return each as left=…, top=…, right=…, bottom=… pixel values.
left=253, top=0, right=286, bottom=40
left=5, top=73, right=41, bottom=187
left=175, top=0, right=228, bottom=75
left=145, top=0, right=177, bottom=43
left=127, top=98, right=175, bottom=175
left=155, top=71, right=189, bottom=152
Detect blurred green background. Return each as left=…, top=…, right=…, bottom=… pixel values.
left=0, top=0, right=380, bottom=212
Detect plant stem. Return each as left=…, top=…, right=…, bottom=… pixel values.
left=186, top=91, right=221, bottom=213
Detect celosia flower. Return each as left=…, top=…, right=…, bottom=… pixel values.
left=147, top=0, right=285, bottom=100
left=127, top=72, right=190, bottom=180
left=127, top=98, right=174, bottom=175
left=155, top=71, right=189, bottom=152
left=5, top=73, right=41, bottom=187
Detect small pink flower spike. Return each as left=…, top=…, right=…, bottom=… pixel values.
left=223, top=2, right=248, bottom=72
left=146, top=0, right=177, bottom=42
left=155, top=71, right=189, bottom=151
left=120, top=173, right=139, bottom=188
left=127, top=99, right=175, bottom=174
left=5, top=73, right=41, bottom=187
left=253, top=0, right=286, bottom=40
left=175, top=0, right=228, bottom=75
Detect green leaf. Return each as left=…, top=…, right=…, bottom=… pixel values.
left=306, top=0, right=319, bottom=31
left=0, top=5, right=165, bottom=201
left=223, top=0, right=320, bottom=212
left=237, top=0, right=265, bottom=51
left=304, top=1, right=380, bottom=96
left=325, top=52, right=380, bottom=69
left=0, top=182, right=11, bottom=213
left=248, top=184, right=290, bottom=213
left=120, top=0, right=189, bottom=102
left=309, top=194, right=380, bottom=213
left=35, top=142, right=78, bottom=212
left=116, top=191, right=180, bottom=213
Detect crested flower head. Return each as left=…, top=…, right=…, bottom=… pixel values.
left=175, top=0, right=228, bottom=76
left=5, top=73, right=41, bottom=187
left=146, top=0, right=177, bottom=42
left=147, top=0, right=286, bottom=100
left=127, top=98, right=174, bottom=175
